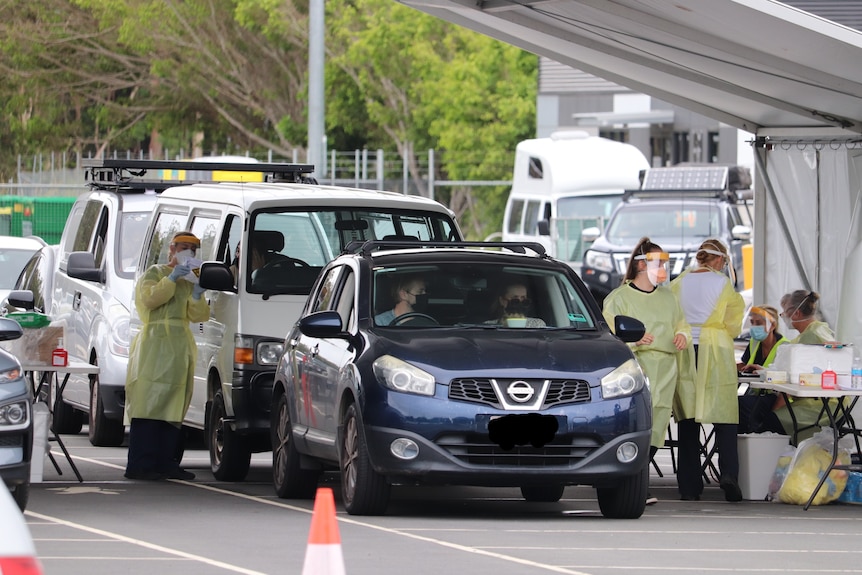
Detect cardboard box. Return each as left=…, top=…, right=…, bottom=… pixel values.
left=0, top=324, right=65, bottom=365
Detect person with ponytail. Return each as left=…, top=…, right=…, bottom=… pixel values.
left=603, top=237, right=690, bottom=505
left=671, top=238, right=745, bottom=502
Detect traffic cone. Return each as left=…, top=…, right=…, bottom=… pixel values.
left=301, top=487, right=346, bottom=575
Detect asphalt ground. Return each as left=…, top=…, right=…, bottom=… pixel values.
left=20, top=430, right=862, bottom=575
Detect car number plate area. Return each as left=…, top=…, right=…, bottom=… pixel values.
left=478, top=413, right=562, bottom=450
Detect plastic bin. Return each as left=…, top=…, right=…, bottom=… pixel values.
left=30, top=403, right=50, bottom=483
left=738, top=433, right=790, bottom=500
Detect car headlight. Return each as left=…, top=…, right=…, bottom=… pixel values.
left=257, top=341, right=285, bottom=365
left=0, top=364, right=22, bottom=384
left=373, top=355, right=435, bottom=396
left=109, top=305, right=131, bottom=357
left=584, top=249, right=613, bottom=272
left=0, top=400, right=29, bottom=427
left=601, top=358, right=646, bottom=399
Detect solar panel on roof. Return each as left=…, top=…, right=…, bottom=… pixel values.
left=641, top=166, right=728, bottom=191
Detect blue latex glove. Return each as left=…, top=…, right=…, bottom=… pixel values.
left=169, top=263, right=191, bottom=282
left=192, top=283, right=206, bottom=300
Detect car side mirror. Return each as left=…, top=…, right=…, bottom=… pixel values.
left=298, top=310, right=345, bottom=338
left=67, top=251, right=103, bottom=283
left=731, top=225, right=751, bottom=241
left=581, top=226, right=601, bottom=243
left=614, top=315, right=646, bottom=343
left=7, top=290, right=34, bottom=311
left=0, top=317, right=23, bottom=342
left=199, top=261, right=237, bottom=293
left=536, top=220, right=550, bottom=236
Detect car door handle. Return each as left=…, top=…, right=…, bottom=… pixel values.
left=289, top=338, right=298, bottom=348
left=310, top=343, right=319, bottom=358
left=72, top=291, right=82, bottom=311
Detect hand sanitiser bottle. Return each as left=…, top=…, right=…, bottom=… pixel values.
left=821, top=361, right=837, bottom=390
left=52, top=337, right=68, bottom=368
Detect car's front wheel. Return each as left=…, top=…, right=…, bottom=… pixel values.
left=340, top=403, right=389, bottom=515
left=520, top=484, right=565, bottom=502
left=208, top=389, right=251, bottom=481
left=596, top=465, right=648, bottom=519
left=88, top=367, right=125, bottom=447
left=272, top=392, right=319, bottom=498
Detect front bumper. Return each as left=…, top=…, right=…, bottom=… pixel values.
left=229, top=368, right=275, bottom=437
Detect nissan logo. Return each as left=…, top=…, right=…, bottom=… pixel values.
left=507, top=380, right=534, bottom=403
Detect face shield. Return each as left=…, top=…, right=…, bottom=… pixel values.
left=748, top=306, right=772, bottom=341
left=635, top=251, right=670, bottom=287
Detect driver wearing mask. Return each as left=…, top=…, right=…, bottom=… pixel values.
left=375, top=275, right=428, bottom=325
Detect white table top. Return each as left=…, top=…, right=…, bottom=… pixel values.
left=748, top=379, right=862, bottom=398
left=21, top=361, right=100, bottom=375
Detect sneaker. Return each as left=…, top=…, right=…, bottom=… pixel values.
left=166, top=468, right=195, bottom=481
left=124, top=470, right=167, bottom=481
left=646, top=494, right=658, bottom=505
left=720, top=476, right=743, bottom=502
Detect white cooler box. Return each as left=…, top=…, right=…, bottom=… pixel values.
left=737, top=433, right=791, bottom=500
left=771, top=344, right=853, bottom=383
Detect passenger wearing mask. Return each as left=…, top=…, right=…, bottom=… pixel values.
left=125, top=231, right=210, bottom=481
left=603, top=238, right=690, bottom=505
left=488, top=282, right=546, bottom=328
left=375, top=275, right=428, bottom=325
left=736, top=306, right=790, bottom=434
left=671, top=239, right=745, bottom=502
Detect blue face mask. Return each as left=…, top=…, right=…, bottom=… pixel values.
left=750, top=325, right=768, bottom=341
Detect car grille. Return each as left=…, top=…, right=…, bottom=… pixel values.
left=436, top=433, right=601, bottom=467
left=0, top=435, right=23, bottom=448
left=449, top=378, right=590, bottom=409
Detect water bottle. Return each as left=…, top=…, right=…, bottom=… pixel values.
left=852, top=355, right=862, bottom=390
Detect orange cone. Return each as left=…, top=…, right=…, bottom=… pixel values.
left=301, top=487, right=346, bottom=575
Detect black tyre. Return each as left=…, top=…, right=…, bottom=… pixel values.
left=50, top=375, right=83, bottom=435
left=88, top=368, right=125, bottom=447
left=271, top=393, right=319, bottom=498
left=208, top=389, right=251, bottom=481
left=596, top=465, right=648, bottom=519
left=11, top=481, right=30, bottom=511
left=340, top=403, right=390, bottom=515
left=520, top=484, right=565, bottom=502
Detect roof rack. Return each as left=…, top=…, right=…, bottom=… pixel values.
left=343, top=240, right=548, bottom=258
left=82, top=159, right=317, bottom=192
left=622, top=165, right=751, bottom=203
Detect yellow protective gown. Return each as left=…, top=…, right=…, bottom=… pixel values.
left=775, top=321, right=838, bottom=439
left=125, top=264, right=210, bottom=424
left=603, top=282, right=691, bottom=448
left=671, top=269, right=744, bottom=424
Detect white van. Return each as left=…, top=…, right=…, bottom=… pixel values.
left=128, top=161, right=463, bottom=481
left=502, top=131, right=650, bottom=272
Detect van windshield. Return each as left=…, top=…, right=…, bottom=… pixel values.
left=247, top=208, right=459, bottom=296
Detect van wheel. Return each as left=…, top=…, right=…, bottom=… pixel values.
left=520, top=484, right=565, bottom=502
left=11, top=482, right=29, bottom=511
left=88, top=370, right=125, bottom=447
left=208, top=390, right=251, bottom=481
left=272, top=393, right=319, bottom=498
left=596, top=465, right=648, bottom=519
left=50, top=375, right=83, bottom=435
left=340, top=403, right=389, bottom=515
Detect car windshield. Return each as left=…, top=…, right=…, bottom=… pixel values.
left=0, top=248, right=39, bottom=289
left=606, top=203, right=721, bottom=244
left=248, top=208, right=459, bottom=296
left=373, top=261, right=596, bottom=329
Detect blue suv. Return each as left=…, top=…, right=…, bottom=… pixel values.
left=271, top=241, right=650, bottom=518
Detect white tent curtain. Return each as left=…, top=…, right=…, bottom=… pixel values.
left=759, top=145, right=862, bottom=347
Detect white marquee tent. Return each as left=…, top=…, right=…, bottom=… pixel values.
left=398, top=0, right=862, bottom=347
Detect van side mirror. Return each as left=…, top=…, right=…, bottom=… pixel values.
left=581, top=227, right=601, bottom=243
left=199, top=261, right=238, bottom=293
left=731, top=225, right=751, bottom=241
left=536, top=220, right=550, bottom=236
left=7, top=290, right=34, bottom=311
left=68, top=251, right=103, bottom=283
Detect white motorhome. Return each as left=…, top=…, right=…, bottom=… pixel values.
left=502, top=131, right=650, bottom=272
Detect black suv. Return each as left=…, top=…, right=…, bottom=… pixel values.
left=581, top=165, right=752, bottom=305
left=270, top=241, right=651, bottom=518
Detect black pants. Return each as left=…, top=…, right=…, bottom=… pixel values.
left=738, top=394, right=785, bottom=434
left=126, top=418, right=183, bottom=474
left=677, top=420, right=740, bottom=497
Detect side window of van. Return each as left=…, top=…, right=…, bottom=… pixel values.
left=71, top=200, right=102, bottom=254
left=92, top=206, right=110, bottom=269
left=60, top=203, right=86, bottom=259
left=524, top=200, right=541, bottom=234
left=528, top=156, right=543, bottom=179
left=189, top=214, right=222, bottom=261
left=507, top=200, right=525, bottom=234
left=145, top=211, right=189, bottom=267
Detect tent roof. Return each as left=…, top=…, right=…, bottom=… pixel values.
left=397, top=0, right=862, bottom=135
